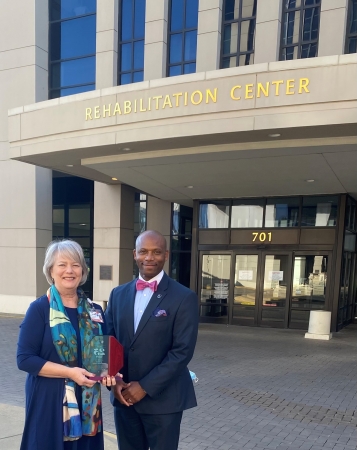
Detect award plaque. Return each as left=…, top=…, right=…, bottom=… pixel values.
left=83, top=335, right=124, bottom=381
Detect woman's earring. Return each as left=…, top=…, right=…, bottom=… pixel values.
left=52, top=278, right=55, bottom=284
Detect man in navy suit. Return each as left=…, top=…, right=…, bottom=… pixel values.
left=105, top=230, right=199, bottom=450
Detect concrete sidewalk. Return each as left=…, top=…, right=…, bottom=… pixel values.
left=0, top=404, right=118, bottom=450
left=2, top=313, right=357, bottom=449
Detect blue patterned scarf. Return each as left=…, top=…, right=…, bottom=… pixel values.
left=48, top=285, right=103, bottom=441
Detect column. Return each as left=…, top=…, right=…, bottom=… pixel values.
left=93, top=183, right=135, bottom=307
left=196, top=0, right=222, bottom=72
left=254, top=0, right=282, bottom=64
left=318, top=0, right=349, bottom=57
left=0, top=0, right=52, bottom=314
left=146, top=196, right=172, bottom=274
left=144, top=0, right=168, bottom=80
left=96, top=0, right=119, bottom=89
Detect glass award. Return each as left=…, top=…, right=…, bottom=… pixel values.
left=83, top=335, right=124, bottom=381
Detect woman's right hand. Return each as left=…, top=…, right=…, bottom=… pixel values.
left=69, top=367, right=96, bottom=387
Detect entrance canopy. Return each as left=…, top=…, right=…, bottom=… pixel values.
left=8, top=56, right=357, bottom=205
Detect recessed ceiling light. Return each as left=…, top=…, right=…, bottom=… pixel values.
left=306, top=179, right=315, bottom=183
left=79, top=223, right=86, bottom=226
left=186, top=185, right=194, bottom=189
left=66, top=164, right=73, bottom=167
left=268, top=133, right=281, bottom=138
left=122, top=147, right=131, bottom=151
left=112, top=177, right=118, bottom=181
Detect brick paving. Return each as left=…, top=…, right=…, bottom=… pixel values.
left=2, top=314, right=357, bottom=449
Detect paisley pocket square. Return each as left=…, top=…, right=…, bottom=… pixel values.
left=153, top=308, right=168, bottom=317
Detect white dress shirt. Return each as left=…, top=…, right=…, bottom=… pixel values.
left=134, top=270, right=164, bottom=333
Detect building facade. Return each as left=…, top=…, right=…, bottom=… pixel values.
left=1, top=0, right=357, bottom=332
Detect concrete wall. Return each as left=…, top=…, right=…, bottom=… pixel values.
left=0, top=0, right=52, bottom=314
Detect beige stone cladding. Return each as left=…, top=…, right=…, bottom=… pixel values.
left=0, top=0, right=51, bottom=314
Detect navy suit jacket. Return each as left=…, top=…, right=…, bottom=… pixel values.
left=105, top=273, right=199, bottom=415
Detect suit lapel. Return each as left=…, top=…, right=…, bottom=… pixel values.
left=130, top=273, right=169, bottom=345
left=123, top=280, right=136, bottom=342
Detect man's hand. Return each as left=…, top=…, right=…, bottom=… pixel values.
left=122, top=381, right=147, bottom=405
left=112, top=378, right=131, bottom=406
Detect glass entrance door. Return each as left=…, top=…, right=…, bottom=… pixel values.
left=199, top=254, right=232, bottom=324
left=258, top=254, right=292, bottom=327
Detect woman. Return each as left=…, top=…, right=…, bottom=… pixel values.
left=17, top=239, right=116, bottom=450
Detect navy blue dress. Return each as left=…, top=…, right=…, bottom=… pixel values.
left=17, top=295, right=107, bottom=450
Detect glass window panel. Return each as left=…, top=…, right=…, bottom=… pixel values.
left=304, top=0, right=320, bottom=6
left=222, top=56, right=236, bottom=68
left=292, top=255, right=327, bottom=310
left=349, top=0, right=357, bottom=33
left=184, top=63, right=196, bottom=74
left=50, top=84, right=95, bottom=99
left=265, top=198, right=300, bottom=227
left=234, top=255, right=258, bottom=305
left=241, top=0, right=257, bottom=18
left=133, top=71, right=143, bottom=82
left=121, top=42, right=132, bottom=71
left=231, top=201, right=264, bottom=228
left=50, top=0, right=96, bottom=21
left=185, top=0, right=199, bottom=29
left=200, top=255, right=231, bottom=310
left=134, top=0, right=146, bottom=39
left=170, top=33, right=183, bottom=63
left=121, top=0, right=133, bottom=40
left=133, top=40, right=144, bottom=69
left=223, top=23, right=238, bottom=55
left=240, top=19, right=255, bottom=51
left=171, top=0, right=184, bottom=31
left=285, top=0, right=302, bottom=9
left=283, top=11, right=300, bottom=45
left=281, top=45, right=298, bottom=60
left=51, top=57, right=95, bottom=88
left=347, top=37, right=357, bottom=54
left=120, top=72, right=132, bottom=84
left=184, top=30, right=197, bottom=61
left=199, top=202, right=230, bottom=228
left=302, top=7, right=320, bottom=41
left=301, top=196, right=338, bottom=227
left=171, top=252, right=192, bottom=288
left=169, top=65, right=182, bottom=76
left=53, top=207, right=65, bottom=236
left=301, top=42, right=317, bottom=58
left=51, top=16, right=96, bottom=61
left=239, top=52, right=254, bottom=65
left=224, top=0, right=239, bottom=21
left=262, top=255, right=289, bottom=310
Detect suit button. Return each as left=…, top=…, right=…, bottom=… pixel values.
left=130, top=347, right=134, bottom=351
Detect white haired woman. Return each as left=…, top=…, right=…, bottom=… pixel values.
left=17, top=240, right=117, bottom=450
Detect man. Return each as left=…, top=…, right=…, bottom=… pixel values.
left=105, top=230, right=199, bottom=450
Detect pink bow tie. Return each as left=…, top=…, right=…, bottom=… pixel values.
left=136, top=279, right=158, bottom=292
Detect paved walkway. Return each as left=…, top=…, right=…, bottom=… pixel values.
left=1, top=314, right=357, bottom=449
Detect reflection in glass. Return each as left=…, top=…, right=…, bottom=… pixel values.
left=119, top=0, right=146, bottom=85
left=346, top=0, right=357, bottom=54
left=301, top=196, right=338, bottom=226
left=231, top=201, right=263, bottom=228
left=265, top=198, right=299, bottom=227
left=199, top=202, right=230, bottom=228
left=49, top=1, right=96, bottom=98
left=168, top=0, right=198, bottom=76
left=221, top=0, right=257, bottom=68
left=262, top=255, right=288, bottom=309
left=233, top=255, right=258, bottom=321
left=291, top=255, right=327, bottom=311
left=200, top=255, right=231, bottom=318
left=280, top=1, right=320, bottom=60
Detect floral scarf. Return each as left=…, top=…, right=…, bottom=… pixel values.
left=48, top=285, right=103, bottom=441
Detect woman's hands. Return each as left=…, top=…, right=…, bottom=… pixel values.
left=100, top=372, right=122, bottom=387
left=68, top=367, right=97, bottom=387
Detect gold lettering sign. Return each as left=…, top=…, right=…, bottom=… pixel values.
left=85, top=78, right=310, bottom=120
left=252, top=232, right=272, bottom=243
